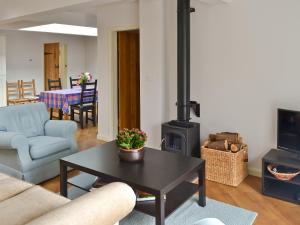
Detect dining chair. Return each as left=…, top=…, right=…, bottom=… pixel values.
left=48, top=78, right=63, bottom=120
left=69, top=76, right=80, bottom=89
left=6, top=81, right=28, bottom=105
left=70, top=80, right=97, bottom=129
left=48, top=78, right=62, bottom=90
left=20, top=79, right=39, bottom=103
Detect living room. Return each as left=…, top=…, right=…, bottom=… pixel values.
left=0, top=0, right=300, bottom=225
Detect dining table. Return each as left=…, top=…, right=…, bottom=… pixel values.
left=39, top=88, right=97, bottom=119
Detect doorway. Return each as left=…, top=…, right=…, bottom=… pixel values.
left=44, top=43, right=68, bottom=90
left=117, top=30, right=140, bottom=130
left=44, top=43, right=59, bottom=90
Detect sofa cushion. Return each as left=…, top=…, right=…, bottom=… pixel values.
left=29, top=136, right=70, bottom=160
left=0, top=185, right=69, bottom=225
left=0, top=173, right=32, bottom=202
left=0, top=103, right=49, bottom=138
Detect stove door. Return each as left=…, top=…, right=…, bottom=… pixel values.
left=162, top=130, right=187, bottom=155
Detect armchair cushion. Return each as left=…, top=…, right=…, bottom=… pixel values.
left=29, top=136, right=70, bottom=160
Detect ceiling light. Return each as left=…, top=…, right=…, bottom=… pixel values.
left=20, top=23, right=97, bottom=37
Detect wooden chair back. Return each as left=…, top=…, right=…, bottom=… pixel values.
left=6, top=81, right=21, bottom=104
left=48, top=78, right=62, bottom=90
left=69, top=76, right=80, bottom=89
left=20, top=79, right=37, bottom=99
left=80, top=80, right=97, bottom=106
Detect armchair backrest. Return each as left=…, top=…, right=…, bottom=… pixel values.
left=0, top=103, right=49, bottom=137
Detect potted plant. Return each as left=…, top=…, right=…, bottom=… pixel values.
left=116, top=128, right=147, bottom=162
left=78, top=72, right=92, bottom=85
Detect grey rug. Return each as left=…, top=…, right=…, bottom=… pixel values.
left=121, top=196, right=257, bottom=225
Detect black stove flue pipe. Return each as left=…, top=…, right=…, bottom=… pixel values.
left=177, top=0, right=195, bottom=122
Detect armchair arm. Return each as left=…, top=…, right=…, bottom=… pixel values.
left=44, top=120, right=77, bottom=139
left=0, top=131, right=28, bottom=150
left=45, top=120, right=78, bottom=153
left=25, top=182, right=136, bottom=225
left=0, top=131, right=32, bottom=172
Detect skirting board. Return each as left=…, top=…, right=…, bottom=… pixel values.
left=97, top=134, right=112, bottom=142
left=248, top=167, right=261, bottom=178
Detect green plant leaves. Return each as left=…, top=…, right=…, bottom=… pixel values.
left=116, top=128, right=147, bottom=150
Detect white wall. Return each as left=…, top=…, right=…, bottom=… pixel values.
left=139, top=0, right=166, bottom=147
left=85, top=37, right=98, bottom=77
left=166, top=0, right=300, bottom=174
left=0, top=30, right=97, bottom=93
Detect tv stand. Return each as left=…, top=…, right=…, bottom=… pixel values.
left=262, top=149, right=300, bottom=204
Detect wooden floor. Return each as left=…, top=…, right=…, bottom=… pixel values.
left=41, top=127, right=300, bottom=225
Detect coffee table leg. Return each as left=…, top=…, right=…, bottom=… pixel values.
left=198, top=162, right=206, bottom=207
left=155, top=193, right=165, bottom=225
left=60, top=161, right=68, bottom=197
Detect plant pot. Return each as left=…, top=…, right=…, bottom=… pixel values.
left=119, top=147, right=145, bottom=162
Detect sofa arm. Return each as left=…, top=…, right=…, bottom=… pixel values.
left=45, top=120, right=77, bottom=139
left=25, top=182, right=136, bottom=225
left=0, top=131, right=28, bottom=150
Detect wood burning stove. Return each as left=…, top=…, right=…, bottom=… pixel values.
left=162, top=121, right=200, bottom=157
left=161, top=0, right=200, bottom=158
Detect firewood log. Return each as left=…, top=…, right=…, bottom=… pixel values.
left=238, top=137, right=243, bottom=144
left=203, top=140, right=209, bottom=148
left=209, top=134, right=216, bottom=141
left=231, top=143, right=243, bottom=153
left=215, top=132, right=240, bottom=144
left=207, top=140, right=229, bottom=151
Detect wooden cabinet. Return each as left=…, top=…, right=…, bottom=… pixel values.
left=262, top=149, right=300, bottom=204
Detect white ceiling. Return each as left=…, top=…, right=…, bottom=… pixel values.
left=0, top=0, right=230, bottom=30
left=0, top=0, right=129, bottom=30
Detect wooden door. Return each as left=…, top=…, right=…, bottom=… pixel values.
left=44, top=43, right=60, bottom=90
left=118, top=30, right=140, bottom=130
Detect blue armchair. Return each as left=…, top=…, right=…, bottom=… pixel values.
left=0, top=102, right=78, bottom=184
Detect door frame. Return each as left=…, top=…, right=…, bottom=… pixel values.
left=0, top=36, right=6, bottom=107
left=108, top=26, right=139, bottom=139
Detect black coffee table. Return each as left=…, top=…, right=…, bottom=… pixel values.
left=60, top=141, right=206, bottom=225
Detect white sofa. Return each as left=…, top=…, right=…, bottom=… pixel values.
left=0, top=173, right=136, bottom=225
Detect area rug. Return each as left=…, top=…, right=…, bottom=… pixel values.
left=121, top=196, right=257, bottom=225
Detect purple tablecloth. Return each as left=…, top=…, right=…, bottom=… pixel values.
left=39, top=88, right=96, bottom=113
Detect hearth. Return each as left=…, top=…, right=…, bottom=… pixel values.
left=161, top=0, right=200, bottom=157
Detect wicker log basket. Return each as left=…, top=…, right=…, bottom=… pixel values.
left=201, top=132, right=248, bottom=187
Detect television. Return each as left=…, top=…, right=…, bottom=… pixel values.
left=277, top=108, right=300, bottom=154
